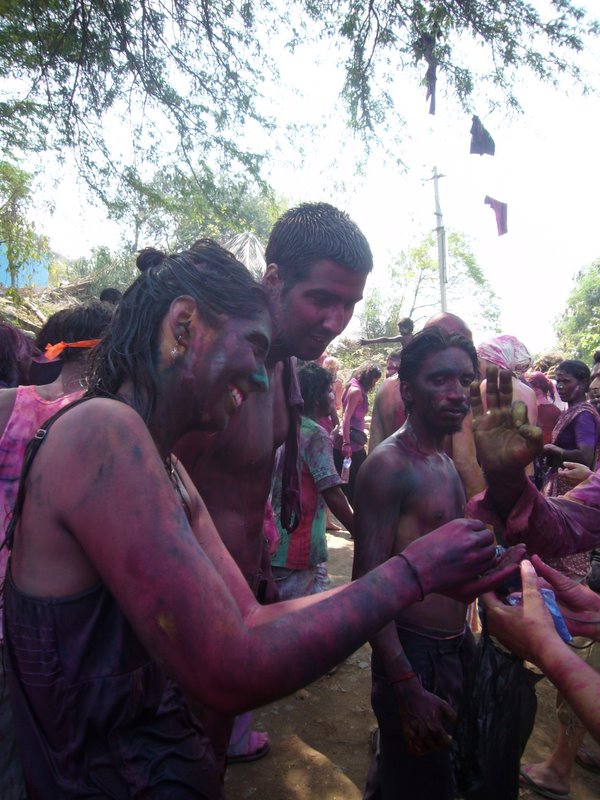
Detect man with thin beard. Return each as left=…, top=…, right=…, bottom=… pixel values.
left=353, top=327, right=523, bottom=800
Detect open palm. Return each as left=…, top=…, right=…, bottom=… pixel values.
left=471, top=366, right=543, bottom=475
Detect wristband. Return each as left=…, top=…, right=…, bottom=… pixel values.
left=343, top=441, right=351, bottom=446
left=397, top=553, right=425, bottom=601
left=390, top=671, right=417, bottom=684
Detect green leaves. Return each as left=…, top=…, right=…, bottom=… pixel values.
left=0, top=0, right=596, bottom=208
left=329, top=0, right=596, bottom=131
left=0, top=1, right=271, bottom=192
left=358, top=229, right=501, bottom=340
left=555, top=260, right=600, bottom=364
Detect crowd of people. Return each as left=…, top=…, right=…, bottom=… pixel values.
left=0, top=203, right=598, bottom=800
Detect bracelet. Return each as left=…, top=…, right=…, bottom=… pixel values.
left=397, top=553, right=425, bottom=601
left=390, top=671, right=417, bottom=684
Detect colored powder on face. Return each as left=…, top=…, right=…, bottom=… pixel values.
left=157, top=613, right=177, bottom=639
left=251, top=369, right=269, bottom=390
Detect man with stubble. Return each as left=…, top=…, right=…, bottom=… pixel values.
left=175, top=203, right=373, bottom=773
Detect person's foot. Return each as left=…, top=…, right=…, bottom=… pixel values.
left=519, top=763, right=569, bottom=800
left=227, top=730, right=270, bottom=764
left=575, top=745, right=600, bottom=774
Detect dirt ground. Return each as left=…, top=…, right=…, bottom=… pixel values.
left=225, top=530, right=600, bottom=800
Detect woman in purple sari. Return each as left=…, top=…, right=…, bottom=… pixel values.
left=543, top=359, right=600, bottom=514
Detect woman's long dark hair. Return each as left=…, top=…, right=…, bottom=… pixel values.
left=352, top=361, right=382, bottom=390
left=85, top=239, right=270, bottom=424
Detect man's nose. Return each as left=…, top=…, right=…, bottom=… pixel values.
left=322, top=306, right=349, bottom=337
left=448, top=380, right=467, bottom=399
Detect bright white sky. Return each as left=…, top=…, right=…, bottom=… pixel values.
left=29, top=5, right=600, bottom=359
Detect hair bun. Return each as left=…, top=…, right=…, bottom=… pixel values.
left=136, top=248, right=166, bottom=273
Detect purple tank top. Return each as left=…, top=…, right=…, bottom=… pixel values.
left=2, top=398, right=222, bottom=798
left=3, top=570, right=222, bottom=798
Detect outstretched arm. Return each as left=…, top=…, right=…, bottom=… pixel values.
left=481, top=560, right=600, bottom=744
left=544, top=437, right=596, bottom=470
left=558, top=461, right=593, bottom=488
left=359, top=334, right=402, bottom=345
left=468, top=366, right=600, bottom=557
left=35, top=399, right=500, bottom=719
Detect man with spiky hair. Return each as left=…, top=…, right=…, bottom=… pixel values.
left=175, top=202, right=374, bottom=772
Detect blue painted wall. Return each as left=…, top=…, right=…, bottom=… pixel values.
left=0, top=244, right=49, bottom=288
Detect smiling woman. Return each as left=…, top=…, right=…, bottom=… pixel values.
left=87, top=241, right=271, bottom=431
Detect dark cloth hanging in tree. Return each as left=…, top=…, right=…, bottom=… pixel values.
left=470, top=116, right=495, bottom=156
left=484, top=196, right=508, bottom=236
left=414, top=33, right=437, bottom=115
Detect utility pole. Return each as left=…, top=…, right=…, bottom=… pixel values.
left=431, top=166, right=447, bottom=312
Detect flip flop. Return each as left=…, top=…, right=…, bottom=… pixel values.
left=519, top=767, right=569, bottom=800
left=227, top=730, right=271, bottom=764
left=575, top=746, right=600, bottom=774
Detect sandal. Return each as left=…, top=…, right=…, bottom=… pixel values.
left=575, top=746, right=600, bottom=774
left=519, top=767, right=569, bottom=800
left=227, top=731, right=271, bottom=764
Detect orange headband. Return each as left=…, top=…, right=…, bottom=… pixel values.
left=44, top=339, right=101, bottom=361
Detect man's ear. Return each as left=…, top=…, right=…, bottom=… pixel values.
left=167, top=295, right=202, bottom=344
left=263, top=263, right=282, bottom=301
left=400, top=380, right=412, bottom=406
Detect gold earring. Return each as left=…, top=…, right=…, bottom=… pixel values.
left=171, top=335, right=183, bottom=364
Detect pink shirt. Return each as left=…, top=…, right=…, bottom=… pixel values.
left=0, top=385, right=83, bottom=637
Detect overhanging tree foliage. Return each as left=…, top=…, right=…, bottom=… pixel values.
left=312, top=0, right=599, bottom=131
left=555, top=259, right=600, bottom=364
left=0, top=1, right=597, bottom=196
left=0, top=0, right=274, bottom=200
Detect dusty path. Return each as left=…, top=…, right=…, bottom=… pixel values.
left=225, top=531, right=600, bottom=800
